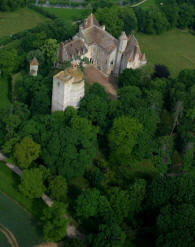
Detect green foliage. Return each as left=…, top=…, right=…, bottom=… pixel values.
left=177, top=3, right=194, bottom=29
left=19, top=167, right=46, bottom=199
left=0, top=0, right=25, bottom=11
left=14, top=136, right=40, bottom=169
left=91, top=221, right=126, bottom=247
left=41, top=114, right=98, bottom=182
left=156, top=204, right=195, bottom=247
left=146, top=175, right=195, bottom=209
left=128, top=179, right=146, bottom=218
left=41, top=38, right=58, bottom=65
left=108, top=116, right=142, bottom=165
left=41, top=202, right=68, bottom=242
left=15, top=75, right=51, bottom=115
left=76, top=188, right=101, bottom=218
left=108, top=187, right=130, bottom=223
left=48, top=175, right=67, bottom=202
left=118, top=69, right=143, bottom=88
left=0, top=48, right=19, bottom=76
left=79, top=83, right=108, bottom=130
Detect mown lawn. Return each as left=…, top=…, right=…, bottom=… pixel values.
left=44, top=7, right=90, bottom=22
left=0, top=78, right=10, bottom=109
left=0, top=162, right=46, bottom=218
left=0, top=191, right=43, bottom=247
left=0, top=8, right=48, bottom=38
left=137, top=29, right=195, bottom=77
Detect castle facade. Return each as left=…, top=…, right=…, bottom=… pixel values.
left=58, top=14, right=146, bottom=77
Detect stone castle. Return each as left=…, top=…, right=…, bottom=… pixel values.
left=58, top=13, right=146, bottom=77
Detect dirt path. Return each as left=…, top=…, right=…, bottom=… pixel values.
left=84, top=65, right=118, bottom=99
left=130, top=0, right=147, bottom=7
left=0, top=223, right=19, bottom=247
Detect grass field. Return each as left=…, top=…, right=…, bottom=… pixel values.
left=0, top=191, right=43, bottom=247
left=0, top=162, right=46, bottom=218
left=0, top=79, right=10, bottom=109
left=0, top=8, right=48, bottom=38
left=137, top=29, right=195, bottom=77
left=44, top=7, right=90, bottom=22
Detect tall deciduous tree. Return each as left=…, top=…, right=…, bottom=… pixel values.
left=48, top=175, right=67, bottom=202
left=19, top=168, right=46, bottom=199
left=42, top=202, right=68, bottom=242
left=14, top=136, right=40, bottom=169
left=41, top=39, right=58, bottom=66
left=76, top=188, right=101, bottom=218
left=108, top=116, right=142, bottom=165
left=156, top=204, right=195, bottom=247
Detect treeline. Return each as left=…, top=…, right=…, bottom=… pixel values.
left=95, top=0, right=195, bottom=37
left=0, top=0, right=25, bottom=11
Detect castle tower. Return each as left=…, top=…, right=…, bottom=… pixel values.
left=30, top=57, right=39, bottom=76
left=114, top=31, right=128, bottom=76
left=51, top=61, right=85, bottom=113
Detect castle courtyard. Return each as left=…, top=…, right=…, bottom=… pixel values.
left=84, top=65, right=118, bottom=99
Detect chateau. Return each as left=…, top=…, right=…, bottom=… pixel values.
left=58, top=13, right=146, bottom=77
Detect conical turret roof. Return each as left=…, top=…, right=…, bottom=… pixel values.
left=30, top=57, right=39, bottom=65
left=119, top=31, right=128, bottom=40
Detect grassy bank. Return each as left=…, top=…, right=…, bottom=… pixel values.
left=137, top=29, right=195, bottom=76
left=0, top=8, right=48, bottom=38
left=0, top=191, right=43, bottom=247
left=0, top=162, right=46, bottom=218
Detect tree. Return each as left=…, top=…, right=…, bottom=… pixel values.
left=146, top=175, right=195, bottom=210
left=19, top=168, right=46, bottom=199
left=142, top=7, right=169, bottom=34
left=91, top=221, right=126, bottom=247
left=14, top=136, right=40, bottom=169
left=160, top=0, right=179, bottom=28
left=0, top=49, right=18, bottom=76
left=108, top=187, right=130, bottom=223
left=76, top=188, right=101, bottom=218
left=41, top=116, right=98, bottom=181
left=152, top=65, right=170, bottom=79
left=118, top=68, right=143, bottom=88
left=119, top=7, right=138, bottom=34
left=117, top=86, right=143, bottom=116
left=177, top=3, right=194, bottom=29
left=41, top=39, right=58, bottom=66
left=42, top=202, right=68, bottom=242
left=156, top=204, right=195, bottom=247
left=108, top=116, right=142, bottom=165
left=95, top=7, right=124, bottom=37
left=128, top=179, right=146, bottom=218
left=79, top=83, right=109, bottom=130
left=48, top=175, right=67, bottom=202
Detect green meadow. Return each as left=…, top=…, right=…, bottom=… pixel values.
left=137, top=29, right=195, bottom=76
left=0, top=8, right=48, bottom=38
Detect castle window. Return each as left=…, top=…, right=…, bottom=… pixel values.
left=110, top=61, right=114, bottom=65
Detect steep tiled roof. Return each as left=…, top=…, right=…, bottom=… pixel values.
left=123, top=34, right=142, bottom=61
left=82, top=26, right=118, bottom=54
left=84, top=13, right=100, bottom=28
left=63, top=39, right=88, bottom=59
left=30, top=57, right=39, bottom=65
